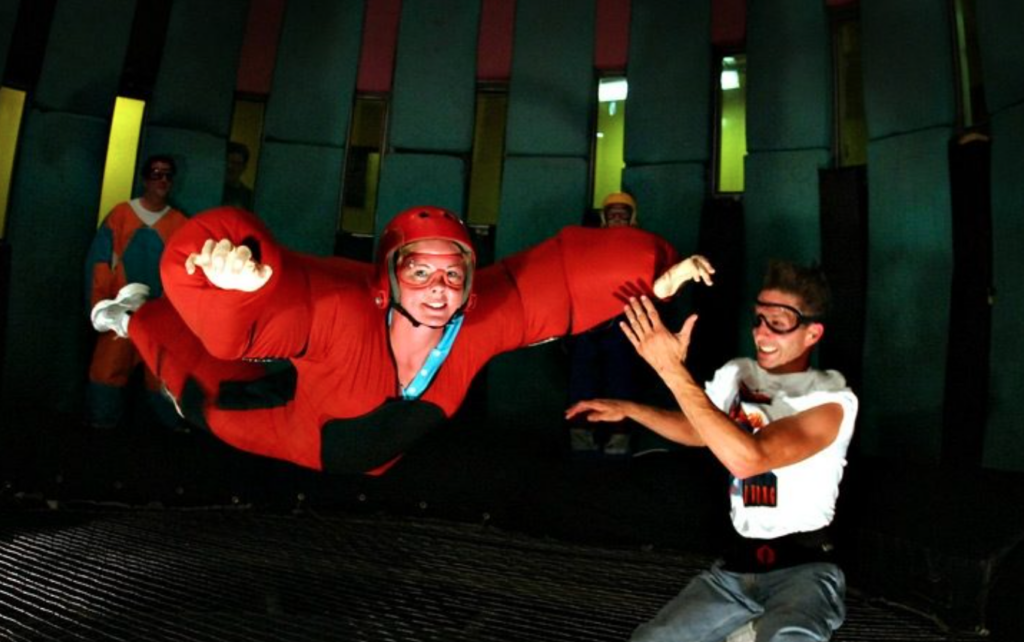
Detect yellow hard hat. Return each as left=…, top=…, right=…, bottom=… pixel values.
left=600, top=192, right=638, bottom=227
left=602, top=192, right=636, bottom=211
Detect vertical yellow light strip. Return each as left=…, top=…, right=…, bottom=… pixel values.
left=341, top=96, right=387, bottom=235
left=718, top=56, right=747, bottom=193
left=592, top=97, right=626, bottom=210
left=466, top=91, right=507, bottom=227
left=0, top=87, right=27, bottom=239
left=97, top=96, right=146, bottom=226
left=229, top=98, right=266, bottom=187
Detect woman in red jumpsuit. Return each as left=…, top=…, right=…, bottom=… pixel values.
left=91, top=205, right=713, bottom=475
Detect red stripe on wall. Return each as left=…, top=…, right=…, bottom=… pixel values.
left=357, top=0, right=402, bottom=93
left=236, top=0, right=286, bottom=95
left=595, top=0, right=630, bottom=71
left=477, top=0, right=515, bottom=83
left=712, top=0, right=746, bottom=49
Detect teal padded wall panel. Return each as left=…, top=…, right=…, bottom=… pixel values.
left=263, top=0, right=363, bottom=147
left=622, top=162, right=705, bottom=254
left=374, top=153, right=466, bottom=238
left=1, top=112, right=109, bottom=417
left=625, top=0, right=711, bottom=165
left=32, top=0, right=135, bottom=117
left=494, top=156, right=589, bottom=259
left=487, top=156, right=588, bottom=426
left=485, top=341, right=570, bottom=431
left=252, top=140, right=344, bottom=257
left=389, top=0, right=479, bottom=153
left=148, top=0, right=248, bottom=135
left=746, top=0, right=830, bottom=151
left=0, top=0, right=22, bottom=81
left=140, top=126, right=227, bottom=215
left=504, top=0, right=594, bottom=157
left=976, top=0, right=1024, bottom=114
left=860, top=127, right=953, bottom=463
left=860, top=0, right=955, bottom=138
left=985, top=104, right=1024, bottom=472
left=743, top=149, right=830, bottom=305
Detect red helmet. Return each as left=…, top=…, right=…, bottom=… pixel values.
left=374, top=206, right=477, bottom=313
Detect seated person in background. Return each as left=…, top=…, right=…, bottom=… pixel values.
left=566, top=192, right=668, bottom=458
left=567, top=260, right=857, bottom=642
left=90, top=205, right=714, bottom=476
left=222, top=141, right=254, bottom=210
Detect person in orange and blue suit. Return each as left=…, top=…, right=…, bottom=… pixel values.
left=84, top=154, right=188, bottom=430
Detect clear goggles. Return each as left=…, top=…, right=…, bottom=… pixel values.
left=396, top=253, right=468, bottom=290
left=752, top=300, right=820, bottom=334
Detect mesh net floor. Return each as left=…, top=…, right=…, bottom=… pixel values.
left=0, top=507, right=976, bottom=642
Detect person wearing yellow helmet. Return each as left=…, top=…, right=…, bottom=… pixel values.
left=599, top=192, right=638, bottom=228
left=568, top=192, right=653, bottom=458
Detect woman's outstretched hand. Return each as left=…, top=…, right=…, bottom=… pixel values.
left=652, top=254, right=714, bottom=298
left=185, top=238, right=273, bottom=292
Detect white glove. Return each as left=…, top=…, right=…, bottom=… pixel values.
left=652, top=254, right=715, bottom=298
left=185, top=238, right=273, bottom=292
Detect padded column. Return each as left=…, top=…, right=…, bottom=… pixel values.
left=859, top=0, right=955, bottom=462
left=622, top=163, right=705, bottom=253
left=374, top=0, right=479, bottom=235
left=859, top=129, right=953, bottom=461
left=978, top=0, right=1024, bottom=472
left=743, top=0, right=831, bottom=312
left=257, top=0, right=363, bottom=255
left=495, top=157, right=589, bottom=258
left=387, top=0, right=479, bottom=154
left=985, top=108, right=1024, bottom=472
left=0, top=0, right=18, bottom=77
left=1, top=0, right=135, bottom=418
left=374, top=154, right=467, bottom=239
left=488, top=157, right=590, bottom=428
left=504, top=0, right=593, bottom=158
left=486, top=0, right=594, bottom=427
left=623, top=0, right=709, bottom=275
left=140, top=0, right=248, bottom=215
left=625, top=0, right=710, bottom=166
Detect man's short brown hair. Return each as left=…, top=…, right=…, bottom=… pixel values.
left=762, top=260, right=831, bottom=319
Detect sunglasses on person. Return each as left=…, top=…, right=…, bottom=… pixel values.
left=396, top=253, right=467, bottom=290
left=146, top=169, right=175, bottom=181
left=752, top=300, right=821, bottom=334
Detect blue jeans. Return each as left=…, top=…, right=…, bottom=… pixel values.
left=630, top=561, right=846, bottom=642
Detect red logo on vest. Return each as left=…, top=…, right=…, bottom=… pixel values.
left=756, top=544, right=776, bottom=567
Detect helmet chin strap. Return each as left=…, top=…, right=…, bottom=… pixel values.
left=391, top=300, right=464, bottom=330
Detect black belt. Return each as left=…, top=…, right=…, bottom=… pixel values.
left=721, top=528, right=835, bottom=573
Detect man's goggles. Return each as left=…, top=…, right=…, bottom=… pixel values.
left=752, top=300, right=820, bottom=334
left=396, top=253, right=467, bottom=290
left=146, top=169, right=175, bottom=181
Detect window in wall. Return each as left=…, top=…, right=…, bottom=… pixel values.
left=228, top=96, right=266, bottom=195
left=831, top=8, right=868, bottom=167
left=340, top=95, right=388, bottom=236
left=0, top=87, right=27, bottom=238
left=952, top=0, right=987, bottom=129
left=97, top=97, right=147, bottom=224
left=715, top=54, right=747, bottom=194
left=592, top=76, right=627, bottom=210
left=466, top=86, right=508, bottom=228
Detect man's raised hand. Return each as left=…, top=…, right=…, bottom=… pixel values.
left=620, top=296, right=698, bottom=376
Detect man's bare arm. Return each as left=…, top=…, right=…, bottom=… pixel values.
left=620, top=295, right=843, bottom=479
left=565, top=398, right=705, bottom=446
